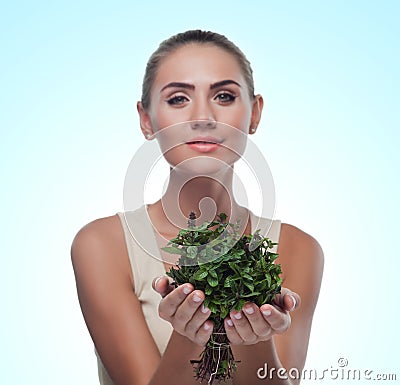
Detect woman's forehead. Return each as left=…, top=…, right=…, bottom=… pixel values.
left=153, top=44, right=245, bottom=87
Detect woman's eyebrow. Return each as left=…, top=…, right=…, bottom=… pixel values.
left=210, top=79, right=241, bottom=89
left=161, top=82, right=194, bottom=92
left=160, top=79, right=241, bottom=92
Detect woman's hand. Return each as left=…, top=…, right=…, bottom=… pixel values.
left=152, top=276, right=214, bottom=346
left=224, top=287, right=301, bottom=345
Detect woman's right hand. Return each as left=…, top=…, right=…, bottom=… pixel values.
left=152, top=276, right=213, bottom=346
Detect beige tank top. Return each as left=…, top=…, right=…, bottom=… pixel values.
left=95, top=205, right=281, bottom=384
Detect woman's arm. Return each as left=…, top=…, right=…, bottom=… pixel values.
left=71, top=216, right=214, bottom=385
left=71, top=216, right=161, bottom=385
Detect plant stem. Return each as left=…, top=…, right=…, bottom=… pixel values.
left=190, top=323, right=238, bottom=384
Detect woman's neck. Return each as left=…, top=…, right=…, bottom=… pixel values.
left=149, top=165, right=250, bottom=236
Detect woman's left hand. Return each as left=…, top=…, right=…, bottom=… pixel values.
left=224, top=287, right=301, bottom=345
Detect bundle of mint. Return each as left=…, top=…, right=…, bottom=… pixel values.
left=163, top=212, right=282, bottom=384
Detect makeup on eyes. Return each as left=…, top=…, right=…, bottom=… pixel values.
left=166, top=92, right=236, bottom=106
left=166, top=94, right=189, bottom=105
left=214, top=92, right=237, bottom=103
left=164, top=87, right=238, bottom=105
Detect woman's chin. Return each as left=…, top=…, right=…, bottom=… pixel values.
left=169, top=155, right=237, bottom=177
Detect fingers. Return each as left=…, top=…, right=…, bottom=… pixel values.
left=228, top=309, right=257, bottom=344
left=225, top=298, right=293, bottom=345
left=177, top=293, right=213, bottom=345
left=194, top=318, right=214, bottom=346
left=242, top=303, right=272, bottom=339
left=155, top=283, right=299, bottom=347
left=158, top=284, right=194, bottom=319
left=273, top=288, right=301, bottom=312
left=225, top=303, right=272, bottom=345
left=172, top=290, right=205, bottom=331
left=260, top=304, right=291, bottom=334
left=152, top=276, right=175, bottom=297
left=158, top=285, right=213, bottom=346
left=185, top=304, right=210, bottom=336
left=224, top=317, right=244, bottom=344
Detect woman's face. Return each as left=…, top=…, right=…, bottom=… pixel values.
left=138, top=43, right=263, bottom=174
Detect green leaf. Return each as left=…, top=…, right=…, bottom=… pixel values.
left=260, top=256, right=267, bottom=270
left=207, top=274, right=218, bottom=287
left=188, top=276, right=196, bottom=285
left=234, top=299, right=245, bottom=311
left=244, top=281, right=254, bottom=292
left=161, top=246, right=185, bottom=255
left=223, top=276, right=233, bottom=288
left=265, top=273, right=271, bottom=287
left=208, top=302, right=218, bottom=313
left=205, top=285, right=213, bottom=295
left=196, top=222, right=210, bottom=231
left=209, top=269, right=218, bottom=278
left=218, top=213, right=227, bottom=222
left=220, top=305, right=229, bottom=319
left=186, top=246, right=197, bottom=257
left=242, top=273, right=253, bottom=281
left=241, top=292, right=261, bottom=297
left=193, top=270, right=208, bottom=280
left=228, top=262, right=240, bottom=274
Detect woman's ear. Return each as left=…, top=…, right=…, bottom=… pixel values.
left=249, top=94, right=264, bottom=134
left=137, top=101, right=155, bottom=140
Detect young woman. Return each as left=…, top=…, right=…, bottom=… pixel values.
left=71, top=30, right=324, bottom=385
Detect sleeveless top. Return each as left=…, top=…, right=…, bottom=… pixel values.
left=95, top=205, right=282, bottom=384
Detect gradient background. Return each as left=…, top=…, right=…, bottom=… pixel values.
left=1, top=1, right=399, bottom=384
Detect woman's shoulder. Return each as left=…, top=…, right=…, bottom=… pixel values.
left=71, top=213, right=123, bottom=249
left=70, top=213, right=129, bottom=273
left=278, top=222, right=324, bottom=264
left=279, top=222, right=323, bottom=252
left=277, top=222, right=324, bottom=304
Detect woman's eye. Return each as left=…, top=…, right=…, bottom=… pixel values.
left=167, top=95, right=189, bottom=105
left=215, top=93, right=236, bottom=103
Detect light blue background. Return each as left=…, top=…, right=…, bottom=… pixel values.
left=1, top=1, right=399, bottom=384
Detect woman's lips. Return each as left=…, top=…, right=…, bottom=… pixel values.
left=185, top=136, right=223, bottom=153
left=186, top=141, right=220, bottom=153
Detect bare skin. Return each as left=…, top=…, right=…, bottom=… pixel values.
left=71, top=43, right=324, bottom=385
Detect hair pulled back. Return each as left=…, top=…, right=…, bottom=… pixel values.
left=141, top=30, right=255, bottom=110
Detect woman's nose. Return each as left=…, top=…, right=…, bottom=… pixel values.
left=190, top=120, right=217, bottom=130
left=189, top=99, right=217, bottom=129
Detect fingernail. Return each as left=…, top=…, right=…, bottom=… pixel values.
left=204, top=322, right=211, bottom=330
left=226, top=319, right=233, bottom=327
left=193, top=294, right=202, bottom=302
left=263, top=309, right=272, bottom=317
left=290, top=295, right=296, bottom=310
left=154, top=276, right=162, bottom=289
left=234, top=312, right=242, bottom=320
left=201, top=305, right=209, bottom=313
left=244, top=306, right=254, bottom=315
left=183, top=286, right=192, bottom=295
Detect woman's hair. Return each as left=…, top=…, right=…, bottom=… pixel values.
left=141, top=30, right=255, bottom=110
